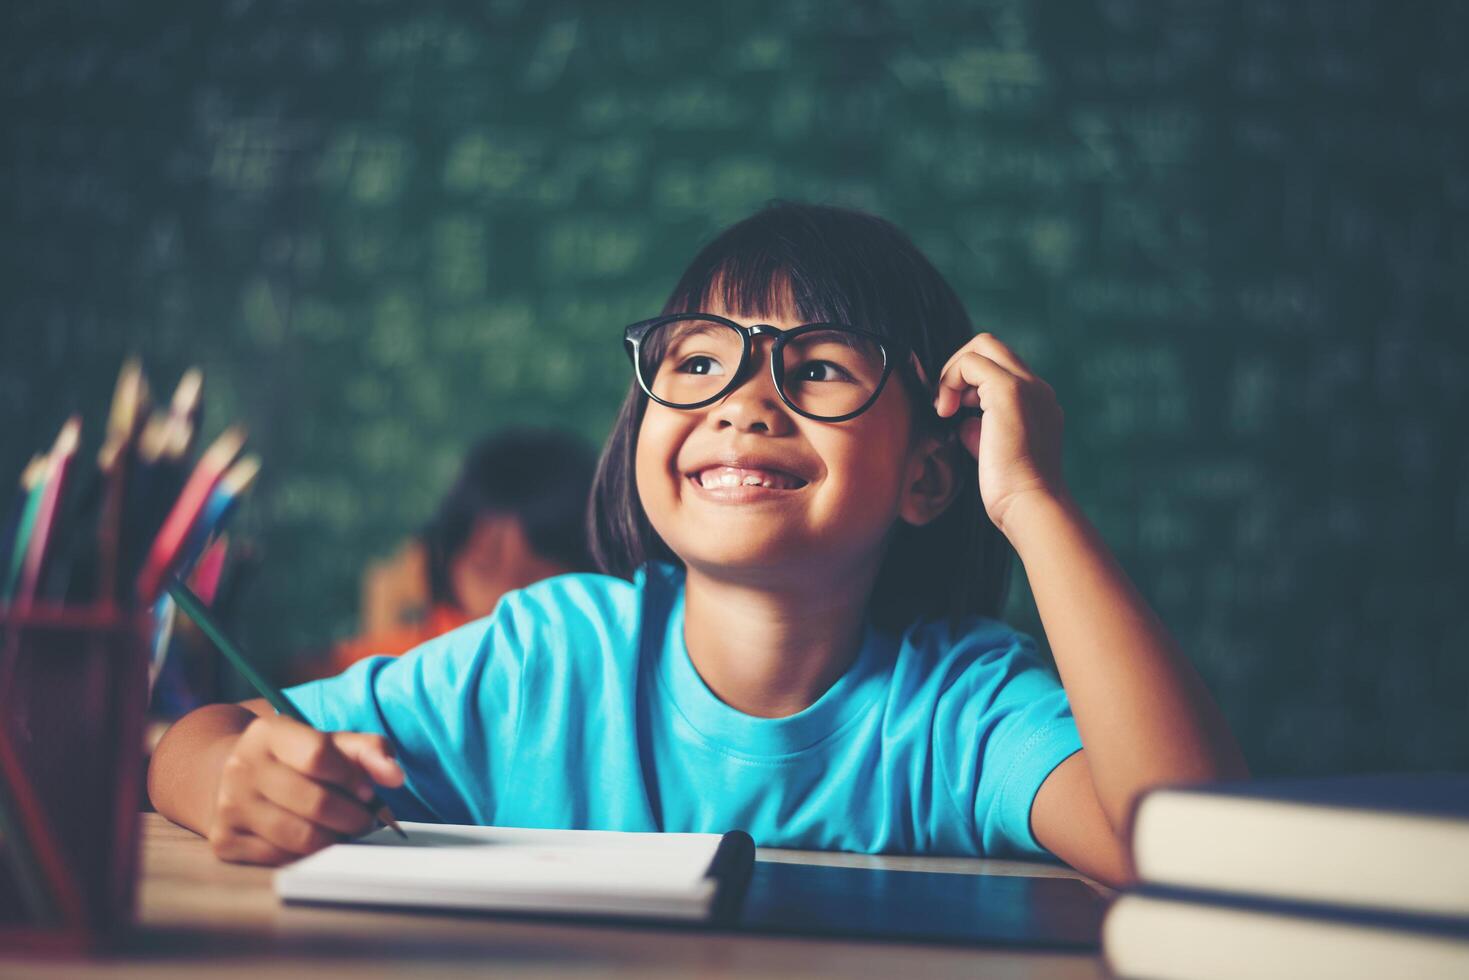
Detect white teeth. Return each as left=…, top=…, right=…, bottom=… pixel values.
left=695, top=466, right=801, bottom=490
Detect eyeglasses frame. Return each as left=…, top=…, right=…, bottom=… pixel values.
left=622, top=313, right=909, bottom=423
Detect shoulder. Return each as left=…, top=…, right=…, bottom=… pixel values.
left=504, top=570, right=641, bottom=622
left=485, top=570, right=644, bottom=654
left=494, top=564, right=687, bottom=654
left=307, top=572, right=642, bottom=714
left=896, top=615, right=1043, bottom=673
left=375, top=567, right=669, bottom=680
left=891, top=616, right=1059, bottom=708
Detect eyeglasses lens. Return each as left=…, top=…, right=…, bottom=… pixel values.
left=641, top=318, right=745, bottom=407
left=780, top=328, right=887, bottom=419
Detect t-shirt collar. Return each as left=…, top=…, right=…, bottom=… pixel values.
left=646, top=563, right=887, bottom=757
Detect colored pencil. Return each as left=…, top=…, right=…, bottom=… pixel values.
left=0, top=456, right=45, bottom=603
left=160, top=367, right=203, bottom=460
left=118, top=410, right=172, bottom=592
left=148, top=455, right=260, bottom=692
left=13, top=418, right=81, bottom=610
left=191, top=534, right=230, bottom=606
left=147, top=591, right=178, bottom=695
left=39, top=361, right=145, bottom=602
left=179, top=455, right=260, bottom=575
left=44, top=362, right=146, bottom=600
left=96, top=359, right=149, bottom=605
left=134, top=426, right=246, bottom=604
left=2, top=456, right=49, bottom=605
left=121, top=369, right=199, bottom=591
left=41, top=460, right=102, bottom=604
left=165, top=578, right=407, bottom=839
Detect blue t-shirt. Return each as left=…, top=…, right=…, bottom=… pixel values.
left=286, top=563, right=1083, bottom=858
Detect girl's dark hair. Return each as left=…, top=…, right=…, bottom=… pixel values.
left=587, top=201, right=1014, bottom=629
left=425, top=427, right=597, bottom=607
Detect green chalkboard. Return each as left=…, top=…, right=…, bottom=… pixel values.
left=2, top=0, right=1466, bottom=776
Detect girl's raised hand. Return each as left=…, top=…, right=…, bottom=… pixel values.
left=932, top=332, right=1066, bottom=535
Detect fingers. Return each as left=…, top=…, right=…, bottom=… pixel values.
left=933, top=332, right=1042, bottom=417
left=264, top=719, right=375, bottom=794
left=212, top=773, right=344, bottom=863
left=971, top=332, right=1037, bottom=381
left=333, top=732, right=406, bottom=788
left=936, top=332, right=1034, bottom=389
left=209, top=828, right=297, bottom=866
left=934, top=350, right=1019, bottom=418
left=209, top=718, right=405, bottom=867
left=242, top=797, right=344, bottom=856
left=255, top=759, right=379, bottom=837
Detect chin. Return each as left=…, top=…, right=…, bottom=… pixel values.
left=678, top=537, right=793, bottom=567
left=666, top=532, right=814, bottom=577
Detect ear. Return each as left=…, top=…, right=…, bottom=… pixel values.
left=898, top=433, right=963, bottom=527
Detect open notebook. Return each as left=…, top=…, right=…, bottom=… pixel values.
left=275, top=822, right=756, bottom=923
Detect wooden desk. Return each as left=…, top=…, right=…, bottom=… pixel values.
left=4, top=814, right=1111, bottom=978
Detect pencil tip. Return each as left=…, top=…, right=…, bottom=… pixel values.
left=378, top=807, right=408, bottom=839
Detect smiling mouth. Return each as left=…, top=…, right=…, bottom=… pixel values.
left=689, top=466, right=808, bottom=491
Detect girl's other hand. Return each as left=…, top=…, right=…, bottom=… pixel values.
left=207, top=714, right=405, bottom=865
left=932, top=332, right=1067, bottom=535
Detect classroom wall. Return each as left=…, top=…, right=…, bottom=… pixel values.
left=2, top=0, right=1465, bottom=776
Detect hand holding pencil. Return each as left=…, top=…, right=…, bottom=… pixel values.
left=207, top=710, right=406, bottom=865
left=166, top=578, right=407, bottom=864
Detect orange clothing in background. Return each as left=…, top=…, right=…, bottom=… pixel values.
left=328, top=603, right=473, bottom=676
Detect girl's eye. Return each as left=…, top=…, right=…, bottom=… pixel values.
left=791, top=360, right=854, bottom=384
left=676, top=355, right=725, bottom=376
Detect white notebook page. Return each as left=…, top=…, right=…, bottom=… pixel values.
left=275, top=822, right=726, bottom=911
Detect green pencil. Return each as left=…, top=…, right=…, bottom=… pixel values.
left=166, top=577, right=407, bottom=839
left=1, top=457, right=49, bottom=604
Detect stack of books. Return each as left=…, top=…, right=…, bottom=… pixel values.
left=1104, top=774, right=1469, bottom=979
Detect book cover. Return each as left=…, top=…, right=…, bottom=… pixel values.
left=1131, top=773, right=1469, bottom=918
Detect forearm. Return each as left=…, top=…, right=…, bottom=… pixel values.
left=1002, top=491, right=1248, bottom=834
left=148, top=702, right=263, bottom=835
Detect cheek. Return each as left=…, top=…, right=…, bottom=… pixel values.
left=633, top=410, right=682, bottom=520
left=828, top=439, right=909, bottom=520
left=823, top=402, right=915, bottom=506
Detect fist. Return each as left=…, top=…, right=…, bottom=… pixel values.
left=933, top=332, right=1066, bottom=534
left=208, top=714, right=405, bottom=866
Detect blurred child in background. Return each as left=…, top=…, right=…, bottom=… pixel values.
left=304, top=427, right=595, bottom=678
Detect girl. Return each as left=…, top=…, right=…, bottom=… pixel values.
left=149, top=202, right=1247, bottom=887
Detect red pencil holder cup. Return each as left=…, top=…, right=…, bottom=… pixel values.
left=0, top=605, right=151, bottom=951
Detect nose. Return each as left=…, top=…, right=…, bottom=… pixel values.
left=709, top=337, right=794, bottom=435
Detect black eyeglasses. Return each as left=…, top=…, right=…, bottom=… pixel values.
left=623, top=313, right=908, bottom=423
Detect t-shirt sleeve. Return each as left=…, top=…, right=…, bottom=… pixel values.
left=935, top=628, right=1083, bottom=859
left=282, top=601, right=529, bottom=826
